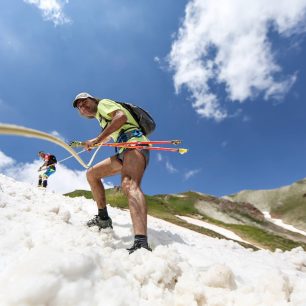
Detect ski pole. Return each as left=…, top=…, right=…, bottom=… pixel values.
left=96, top=144, right=188, bottom=154
left=118, top=145, right=188, bottom=154
left=69, top=140, right=182, bottom=147
left=69, top=141, right=188, bottom=154
left=56, top=146, right=101, bottom=167
left=109, top=140, right=182, bottom=145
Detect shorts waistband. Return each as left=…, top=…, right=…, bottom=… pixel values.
left=116, top=129, right=143, bottom=143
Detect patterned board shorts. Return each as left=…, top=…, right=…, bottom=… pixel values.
left=116, top=148, right=150, bottom=168
left=115, top=129, right=150, bottom=168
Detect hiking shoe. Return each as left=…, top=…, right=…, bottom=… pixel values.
left=127, top=240, right=152, bottom=254
left=87, top=215, right=113, bottom=230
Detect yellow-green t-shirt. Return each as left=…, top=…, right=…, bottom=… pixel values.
left=95, top=99, right=149, bottom=144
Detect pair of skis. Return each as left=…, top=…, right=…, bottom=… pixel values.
left=70, top=139, right=188, bottom=154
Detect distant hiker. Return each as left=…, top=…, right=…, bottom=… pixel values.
left=38, top=151, right=57, bottom=188
left=72, top=92, right=154, bottom=254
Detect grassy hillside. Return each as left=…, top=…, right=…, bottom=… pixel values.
left=65, top=188, right=306, bottom=251
left=227, top=178, right=306, bottom=231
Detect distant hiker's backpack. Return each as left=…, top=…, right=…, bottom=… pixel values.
left=116, top=101, right=156, bottom=136
left=47, top=154, right=57, bottom=165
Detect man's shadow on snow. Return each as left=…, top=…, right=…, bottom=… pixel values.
left=148, top=228, right=186, bottom=246
left=112, top=221, right=186, bottom=248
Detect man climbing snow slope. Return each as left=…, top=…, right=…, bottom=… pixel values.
left=72, top=92, right=154, bottom=254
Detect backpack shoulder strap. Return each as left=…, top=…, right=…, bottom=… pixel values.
left=114, top=101, right=139, bottom=131
left=98, top=103, right=138, bottom=133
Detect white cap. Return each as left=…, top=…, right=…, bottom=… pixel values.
left=72, top=92, right=94, bottom=107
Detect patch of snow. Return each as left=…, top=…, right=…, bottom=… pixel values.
left=173, top=194, right=187, bottom=198
left=176, top=215, right=248, bottom=243
left=263, top=211, right=306, bottom=237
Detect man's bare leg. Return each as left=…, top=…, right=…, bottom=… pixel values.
left=121, top=150, right=147, bottom=235
left=86, top=155, right=122, bottom=229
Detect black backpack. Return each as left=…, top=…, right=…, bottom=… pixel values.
left=116, top=101, right=156, bottom=136
left=47, top=154, right=57, bottom=165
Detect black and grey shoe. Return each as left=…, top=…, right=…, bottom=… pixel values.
left=127, top=240, right=152, bottom=254
left=87, top=215, right=113, bottom=230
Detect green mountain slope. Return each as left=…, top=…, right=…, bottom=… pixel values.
left=65, top=187, right=306, bottom=252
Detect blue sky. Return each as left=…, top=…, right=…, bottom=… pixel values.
left=1, top=0, right=306, bottom=196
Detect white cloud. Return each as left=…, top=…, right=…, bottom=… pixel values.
left=156, top=154, right=179, bottom=174
left=23, top=0, right=71, bottom=26
left=154, top=56, right=160, bottom=64
left=184, top=169, right=201, bottom=180
left=0, top=150, right=113, bottom=194
left=0, top=151, right=15, bottom=168
left=165, top=161, right=178, bottom=174
left=50, top=130, right=67, bottom=142
left=169, top=0, right=306, bottom=121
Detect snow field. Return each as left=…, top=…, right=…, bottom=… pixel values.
left=0, top=174, right=306, bottom=306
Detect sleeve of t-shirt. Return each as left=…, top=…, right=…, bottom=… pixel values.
left=97, top=99, right=122, bottom=120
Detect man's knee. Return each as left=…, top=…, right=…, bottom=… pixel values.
left=87, top=162, right=114, bottom=182
left=121, top=176, right=139, bottom=196
left=86, top=167, right=96, bottom=182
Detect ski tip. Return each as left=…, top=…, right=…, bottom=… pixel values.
left=178, top=148, right=188, bottom=154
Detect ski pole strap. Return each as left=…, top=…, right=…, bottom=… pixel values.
left=57, top=149, right=87, bottom=163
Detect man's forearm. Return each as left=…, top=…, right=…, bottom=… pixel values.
left=95, top=112, right=127, bottom=143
